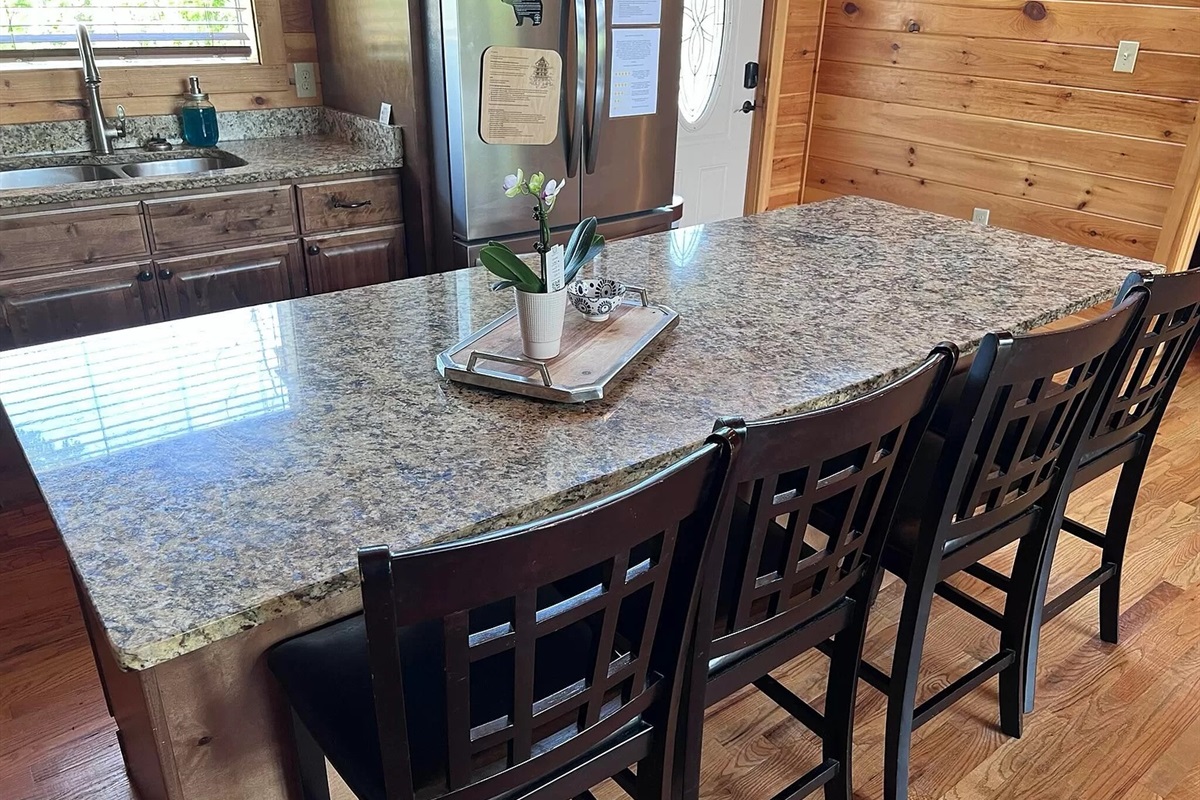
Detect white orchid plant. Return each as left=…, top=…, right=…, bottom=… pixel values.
left=481, top=169, right=605, bottom=294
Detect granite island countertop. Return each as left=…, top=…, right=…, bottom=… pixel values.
left=0, top=133, right=403, bottom=209
left=0, top=196, right=1154, bottom=670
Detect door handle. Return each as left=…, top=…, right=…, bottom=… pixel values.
left=586, top=0, right=608, bottom=174
left=744, top=62, right=760, bottom=90
left=738, top=100, right=758, bottom=114
left=567, top=0, right=587, bottom=178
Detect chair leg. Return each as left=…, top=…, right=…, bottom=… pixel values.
left=823, top=592, right=871, bottom=800
left=884, top=566, right=938, bottom=800
left=289, top=707, right=331, bottom=800
left=1099, top=455, right=1149, bottom=644
left=998, top=528, right=1050, bottom=739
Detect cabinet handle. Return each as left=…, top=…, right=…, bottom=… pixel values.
left=332, top=199, right=372, bottom=209
left=158, top=268, right=173, bottom=280
left=136, top=270, right=154, bottom=282
left=307, top=245, right=321, bottom=256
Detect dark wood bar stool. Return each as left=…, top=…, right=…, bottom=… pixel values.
left=680, top=345, right=959, bottom=800
left=1013, top=269, right=1200, bottom=709
left=862, top=290, right=1147, bottom=800
left=267, top=429, right=739, bottom=800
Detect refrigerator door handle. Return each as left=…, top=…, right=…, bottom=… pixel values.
left=586, top=0, right=607, bottom=174
left=567, top=0, right=586, bottom=178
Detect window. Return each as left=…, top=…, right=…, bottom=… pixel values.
left=678, top=0, right=728, bottom=128
left=0, top=0, right=257, bottom=67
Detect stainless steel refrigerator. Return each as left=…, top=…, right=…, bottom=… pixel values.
left=424, top=0, right=685, bottom=267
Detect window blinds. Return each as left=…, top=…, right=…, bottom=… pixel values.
left=0, top=0, right=256, bottom=63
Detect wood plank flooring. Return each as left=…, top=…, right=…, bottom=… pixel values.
left=1, top=338, right=1196, bottom=800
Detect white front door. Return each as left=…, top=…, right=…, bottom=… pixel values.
left=673, top=0, right=764, bottom=227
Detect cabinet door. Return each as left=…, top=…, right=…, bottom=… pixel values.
left=0, top=261, right=162, bottom=349
left=156, top=242, right=305, bottom=320
left=303, top=224, right=407, bottom=296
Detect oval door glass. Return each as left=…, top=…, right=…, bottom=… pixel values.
left=678, top=0, right=729, bottom=128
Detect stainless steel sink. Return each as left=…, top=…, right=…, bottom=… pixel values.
left=117, top=156, right=243, bottom=178
left=0, top=164, right=125, bottom=190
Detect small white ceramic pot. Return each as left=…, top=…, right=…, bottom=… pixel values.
left=514, top=287, right=567, bottom=360
left=568, top=278, right=627, bottom=322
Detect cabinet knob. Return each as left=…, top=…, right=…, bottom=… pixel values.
left=158, top=268, right=173, bottom=280
left=136, top=269, right=154, bottom=282
left=307, top=245, right=321, bottom=256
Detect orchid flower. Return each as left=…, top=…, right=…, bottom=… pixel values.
left=527, top=172, right=545, bottom=195
left=541, top=178, right=564, bottom=209
left=502, top=168, right=525, bottom=197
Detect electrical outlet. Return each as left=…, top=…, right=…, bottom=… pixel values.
left=294, top=63, right=317, bottom=98
left=1113, top=41, right=1139, bottom=73
left=972, top=208, right=990, bottom=226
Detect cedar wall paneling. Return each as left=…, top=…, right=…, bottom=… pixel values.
left=764, top=0, right=826, bottom=209
left=802, top=0, right=1200, bottom=261
left=0, top=0, right=321, bottom=125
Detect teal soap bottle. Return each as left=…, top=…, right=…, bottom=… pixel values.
left=180, top=76, right=219, bottom=147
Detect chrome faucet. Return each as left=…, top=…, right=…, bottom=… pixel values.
left=76, top=25, right=126, bottom=155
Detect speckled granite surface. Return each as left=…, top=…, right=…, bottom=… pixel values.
left=0, top=107, right=403, bottom=209
left=0, top=197, right=1153, bottom=670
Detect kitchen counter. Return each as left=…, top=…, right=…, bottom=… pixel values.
left=0, top=195, right=1152, bottom=671
left=0, top=134, right=402, bottom=209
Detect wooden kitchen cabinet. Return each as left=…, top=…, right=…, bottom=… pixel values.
left=155, top=242, right=306, bottom=319
left=0, top=261, right=163, bottom=349
left=0, top=170, right=408, bottom=350
left=303, top=224, right=407, bottom=295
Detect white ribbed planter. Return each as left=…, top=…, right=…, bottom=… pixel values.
left=514, top=287, right=567, bottom=360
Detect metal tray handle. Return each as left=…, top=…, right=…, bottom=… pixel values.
left=466, top=352, right=554, bottom=387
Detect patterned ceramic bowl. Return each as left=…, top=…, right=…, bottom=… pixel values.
left=568, top=278, right=627, bottom=322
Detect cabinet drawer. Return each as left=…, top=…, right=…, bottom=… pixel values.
left=0, top=203, right=147, bottom=274
left=298, top=176, right=403, bottom=234
left=145, top=186, right=297, bottom=251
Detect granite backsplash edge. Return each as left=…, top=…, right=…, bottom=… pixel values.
left=0, top=106, right=403, bottom=161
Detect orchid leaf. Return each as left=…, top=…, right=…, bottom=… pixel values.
left=480, top=245, right=543, bottom=292
left=564, top=233, right=606, bottom=284
left=565, top=217, right=597, bottom=268
left=490, top=280, right=517, bottom=292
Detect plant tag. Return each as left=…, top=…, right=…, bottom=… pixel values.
left=546, top=245, right=566, bottom=292
left=378, top=102, right=393, bottom=124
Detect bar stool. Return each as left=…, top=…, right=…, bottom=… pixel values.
left=862, top=290, right=1147, bottom=800
left=680, top=344, right=958, bottom=800
left=267, top=429, right=739, bottom=800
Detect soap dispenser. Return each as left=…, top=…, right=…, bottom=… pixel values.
left=180, top=76, right=219, bottom=147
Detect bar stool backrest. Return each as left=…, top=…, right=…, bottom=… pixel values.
left=1088, top=269, right=1200, bottom=457
left=358, top=430, right=738, bottom=800
left=924, top=290, right=1149, bottom=551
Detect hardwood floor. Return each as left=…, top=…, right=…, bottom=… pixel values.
left=1, top=343, right=1197, bottom=800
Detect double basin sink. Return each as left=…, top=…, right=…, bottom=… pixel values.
left=0, top=154, right=246, bottom=190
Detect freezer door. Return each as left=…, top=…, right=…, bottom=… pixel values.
left=582, top=0, right=683, bottom=221
left=443, top=0, right=584, bottom=241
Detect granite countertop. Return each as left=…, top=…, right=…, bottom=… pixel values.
left=0, top=197, right=1153, bottom=670
left=0, top=134, right=402, bottom=209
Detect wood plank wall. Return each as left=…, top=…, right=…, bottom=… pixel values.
left=0, top=0, right=320, bottom=126
left=800, top=0, right=1200, bottom=262
left=762, top=0, right=827, bottom=209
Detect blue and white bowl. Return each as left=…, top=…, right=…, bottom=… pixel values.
left=568, top=278, right=627, bottom=322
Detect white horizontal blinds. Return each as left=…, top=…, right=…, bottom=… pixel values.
left=0, top=0, right=256, bottom=62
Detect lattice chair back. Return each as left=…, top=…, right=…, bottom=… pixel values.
left=358, top=430, right=737, bottom=800
left=1089, top=269, right=1200, bottom=456
left=704, top=345, right=958, bottom=661
left=925, top=289, right=1149, bottom=550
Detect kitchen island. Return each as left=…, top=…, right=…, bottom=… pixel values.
left=0, top=197, right=1151, bottom=799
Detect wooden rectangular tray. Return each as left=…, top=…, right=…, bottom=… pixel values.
left=437, top=287, right=679, bottom=403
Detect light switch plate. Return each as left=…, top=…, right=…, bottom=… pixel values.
left=294, top=63, right=317, bottom=98
left=972, top=208, right=990, bottom=226
left=1113, top=41, right=1139, bottom=73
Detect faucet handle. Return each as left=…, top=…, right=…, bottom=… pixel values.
left=115, top=104, right=127, bottom=137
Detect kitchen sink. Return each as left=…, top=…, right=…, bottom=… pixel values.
left=0, top=153, right=246, bottom=190
left=116, top=155, right=244, bottom=177
left=0, top=164, right=125, bottom=190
